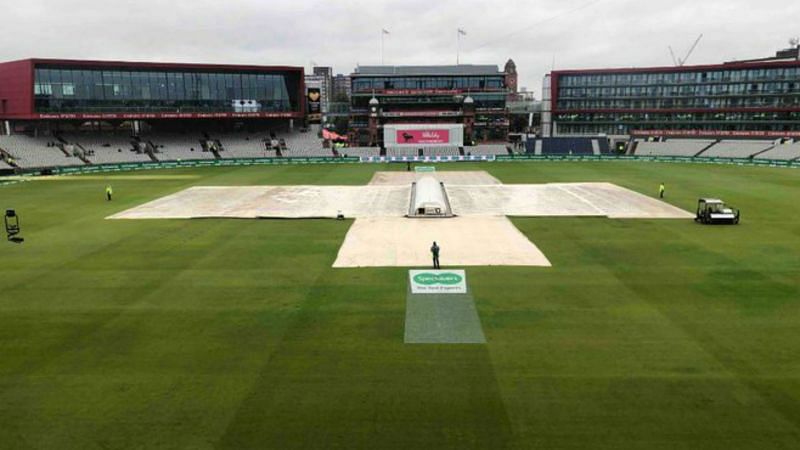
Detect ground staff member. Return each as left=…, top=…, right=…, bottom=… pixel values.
left=659, top=182, right=665, bottom=199
left=430, top=241, right=441, bottom=269
left=105, top=185, right=113, bottom=201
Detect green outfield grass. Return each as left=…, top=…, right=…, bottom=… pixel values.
left=0, top=161, right=799, bottom=449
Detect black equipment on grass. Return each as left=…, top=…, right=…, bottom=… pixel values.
left=695, top=199, right=740, bottom=225
left=5, top=209, right=23, bottom=242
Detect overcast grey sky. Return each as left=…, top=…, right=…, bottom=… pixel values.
left=2, top=0, right=799, bottom=95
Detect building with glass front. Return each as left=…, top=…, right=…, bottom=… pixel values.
left=544, top=51, right=800, bottom=138
left=0, top=59, right=304, bottom=124
left=349, top=64, right=515, bottom=146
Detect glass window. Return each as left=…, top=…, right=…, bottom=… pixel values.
left=31, top=67, right=298, bottom=113
left=122, top=71, right=132, bottom=99
left=199, top=73, right=210, bottom=100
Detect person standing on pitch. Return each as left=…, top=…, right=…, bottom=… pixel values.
left=659, top=182, right=665, bottom=199
left=105, top=185, right=113, bottom=201
left=430, top=241, right=441, bottom=269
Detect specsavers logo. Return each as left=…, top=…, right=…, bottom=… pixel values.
left=413, top=272, right=463, bottom=286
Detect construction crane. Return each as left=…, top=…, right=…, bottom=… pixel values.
left=669, top=34, right=704, bottom=66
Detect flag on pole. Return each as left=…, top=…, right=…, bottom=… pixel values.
left=458, top=28, right=467, bottom=36
left=382, top=28, right=390, bottom=35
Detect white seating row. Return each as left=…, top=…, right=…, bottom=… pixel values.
left=66, top=134, right=152, bottom=164
left=470, top=145, right=508, bottom=156
left=0, top=135, right=81, bottom=168
left=701, top=140, right=774, bottom=158
left=147, top=135, right=215, bottom=161
left=755, top=141, right=800, bottom=160
left=634, top=140, right=715, bottom=157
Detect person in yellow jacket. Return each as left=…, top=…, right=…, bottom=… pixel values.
left=659, top=183, right=665, bottom=199
left=105, top=185, right=113, bottom=201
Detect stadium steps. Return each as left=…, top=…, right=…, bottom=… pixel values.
left=204, top=136, right=223, bottom=159
left=626, top=140, right=637, bottom=155
left=73, top=143, right=92, bottom=164
left=749, top=144, right=778, bottom=159
left=56, top=143, right=71, bottom=157
left=0, top=148, right=19, bottom=168
left=210, top=140, right=222, bottom=160
left=694, top=140, right=721, bottom=157
left=138, top=139, right=159, bottom=162
left=53, top=135, right=77, bottom=158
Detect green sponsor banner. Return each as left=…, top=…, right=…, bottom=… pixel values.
left=409, top=270, right=467, bottom=294
left=43, top=157, right=360, bottom=176
left=4, top=154, right=798, bottom=181
left=495, top=154, right=799, bottom=168
left=413, top=272, right=463, bottom=285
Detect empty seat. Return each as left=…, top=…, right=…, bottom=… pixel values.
left=218, top=134, right=278, bottom=158
left=147, top=134, right=216, bottom=161
left=421, top=146, right=460, bottom=156
left=66, top=133, right=152, bottom=164
left=385, top=147, right=419, bottom=157
left=754, top=141, right=800, bottom=160
left=701, top=140, right=775, bottom=158
left=634, top=139, right=715, bottom=157
left=338, top=147, right=380, bottom=158
left=0, top=135, right=80, bottom=168
left=281, top=124, right=329, bottom=156
left=526, top=138, right=596, bottom=155
left=470, top=145, right=508, bottom=156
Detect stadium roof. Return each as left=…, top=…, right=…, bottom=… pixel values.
left=354, top=65, right=501, bottom=76
left=551, top=54, right=800, bottom=76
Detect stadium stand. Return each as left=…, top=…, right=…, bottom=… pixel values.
left=0, top=135, right=82, bottom=168
left=421, top=146, right=461, bottom=156
left=754, top=140, right=800, bottom=160
left=470, top=145, right=509, bottom=156
left=386, top=147, right=420, bottom=157
left=148, top=134, right=216, bottom=161
left=634, top=139, right=716, bottom=157
left=217, top=134, right=277, bottom=158
left=0, top=159, right=12, bottom=170
left=282, top=146, right=334, bottom=157
left=337, top=147, right=380, bottom=158
left=544, top=138, right=593, bottom=155
left=700, top=140, right=775, bottom=158
left=66, top=133, right=153, bottom=164
left=595, top=139, right=611, bottom=154
left=282, top=125, right=328, bottom=155
left=526, top=137, right=608, bottom=155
